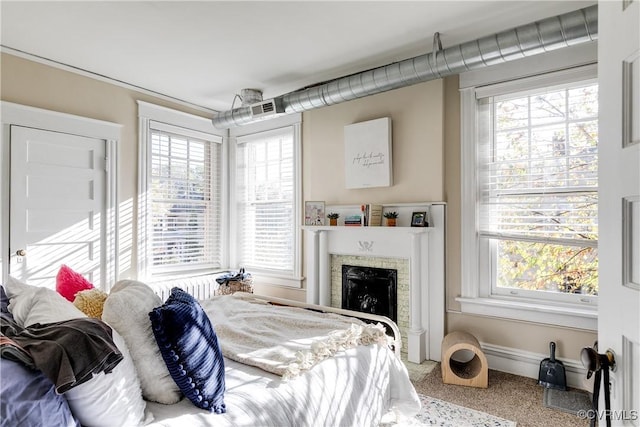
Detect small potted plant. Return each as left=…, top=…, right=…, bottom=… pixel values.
left=383, top=211, right=398, bottom=226
left=327, top=212, right=340, bottom=226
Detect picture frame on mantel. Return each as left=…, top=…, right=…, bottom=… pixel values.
left=344, top=117, right=392, bottom=189
left=304, top=201, right=325, bottom=226
left=411, top=211, right=429, bottom=227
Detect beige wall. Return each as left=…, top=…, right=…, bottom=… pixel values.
left=301, top=80, right=444, bottom=204
left=2, top=52, right=596, bottom=361
left=1, top=53, right=213, bottom=279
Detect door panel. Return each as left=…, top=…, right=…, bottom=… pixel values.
left=598, top=1, right=640, bottom=425
left=9, top=126, right=106, bottom=288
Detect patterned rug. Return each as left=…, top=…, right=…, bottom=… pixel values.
left=383, top=393, right=517, bottom=427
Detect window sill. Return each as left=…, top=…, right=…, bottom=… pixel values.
left=455, top=296, right=597, bottom=331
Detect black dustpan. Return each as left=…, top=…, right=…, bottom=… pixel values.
left=538, top=342, right=567, bottom=390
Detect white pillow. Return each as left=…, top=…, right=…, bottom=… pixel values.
left=4, top=276, right=151, bottom=426
left=102, top=280, right=182, bottom=404
left=25, top=287, right=87, bottom=327
left=5, top=276, right=87, bottom=326
left=65, top=329, right=153, bottom=427
left=4, top=276, right=40, bottom=325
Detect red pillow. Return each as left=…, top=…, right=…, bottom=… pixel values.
left=56, top=265, right=94, bottom=302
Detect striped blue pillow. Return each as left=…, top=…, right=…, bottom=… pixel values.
left=149, top=288, right=226, bottom=413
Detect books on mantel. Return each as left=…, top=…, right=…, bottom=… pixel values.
left=342, top=204, right=383, bottom=226
left=344, top=214, right=363, bottom=226
left=358, top=204, right=382, bottom=226
left=366, top=204, right=383, bottom=227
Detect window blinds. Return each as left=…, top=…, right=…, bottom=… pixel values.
left=236, top=127, right=294, bottom=273
left=478, top=82, right=599, bottom=247
left=149, top=122, right=223, bottom=272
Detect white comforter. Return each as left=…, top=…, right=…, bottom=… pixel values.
left=200, top=293, right=390, bottom=379
left=146, top=344, right=420, bottom=427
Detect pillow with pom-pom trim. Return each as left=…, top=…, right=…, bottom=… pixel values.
left=149, top=287, right=226, bottom=413
left=56, top=265, right=94, bottom=302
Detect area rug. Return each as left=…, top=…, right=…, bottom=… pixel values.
left=383, top=393, right=517, bottom=427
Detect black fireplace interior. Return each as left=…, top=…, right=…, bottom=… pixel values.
left=342, top=265, right=397, bottom=322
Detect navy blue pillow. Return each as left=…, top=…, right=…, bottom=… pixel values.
left=0, top=358, right=81, bottom=427
left=149, top=288, right=226, bottom=413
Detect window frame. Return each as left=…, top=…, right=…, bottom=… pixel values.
left=229, top=113, right=303, bottom=288
left=137, top=101, right=228, bottom=280
left=458, top=64, right=598, bottom=331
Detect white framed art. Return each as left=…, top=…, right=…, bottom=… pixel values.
left=304, top=201, right=325, bottom=226
left=344, top=117, right=392, bottom=189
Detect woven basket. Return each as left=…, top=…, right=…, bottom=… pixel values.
left=215, top=277, right=254, bottom=295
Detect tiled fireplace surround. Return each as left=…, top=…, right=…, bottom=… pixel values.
left=331, top=256, right=409, bottom=351
left=304, top=204, right=445, bottom=363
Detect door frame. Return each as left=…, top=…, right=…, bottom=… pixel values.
left=0, top=101, right=121, bottom=288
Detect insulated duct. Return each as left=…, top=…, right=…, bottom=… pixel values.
left=212, top=4, right=597, bottom=129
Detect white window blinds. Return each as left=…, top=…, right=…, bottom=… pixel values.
left=149, top=121, right=223, bottom=272
left=235, top=127, right=295, bottom=274
left=478, top=81, right=599, bottom=248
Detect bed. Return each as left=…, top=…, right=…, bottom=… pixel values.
left=0, top=275, right=420, bottom=427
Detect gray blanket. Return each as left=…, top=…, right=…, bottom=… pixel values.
left=0, top=316, right=122, bottom=393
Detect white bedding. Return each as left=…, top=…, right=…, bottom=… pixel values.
left=200, top=293, right=389, bottom=379
left=146, top=344, right=420, bottom=427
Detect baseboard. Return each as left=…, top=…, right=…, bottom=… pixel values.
left=480, top=342, right=591, bottom=391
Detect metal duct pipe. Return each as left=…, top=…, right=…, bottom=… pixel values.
left=212, top=4, right=597, bottom=129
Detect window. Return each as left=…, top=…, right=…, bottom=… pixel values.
left=148, top=126, right=223, bottom=271
left=230, top=114, right=302, bottom=285
left=480, top=80, right=599, bottom=300
left=459, top=65, right=599, bottom=329
left=138, top=102, right=226, bottom=278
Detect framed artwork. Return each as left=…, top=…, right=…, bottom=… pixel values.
left=344, top=117, right=393, bottom=189
left=411, top=211, right=429, bottom=227
left=304, top=201, right=325, bottom=226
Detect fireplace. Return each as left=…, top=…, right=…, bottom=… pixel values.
left=342, top=265, right=397, bottom=322
left=303, top=203, right=445, bottom=363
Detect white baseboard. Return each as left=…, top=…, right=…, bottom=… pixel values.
left=480, top=342, right=591, bottom=391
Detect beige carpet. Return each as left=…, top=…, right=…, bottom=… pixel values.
left=407, top=362, right=589, bottom=427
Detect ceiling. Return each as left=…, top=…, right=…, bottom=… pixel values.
left=1, top=1, right=595, bottom=113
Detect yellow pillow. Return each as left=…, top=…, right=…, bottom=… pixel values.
left=73, top=288, right=108, bottom=318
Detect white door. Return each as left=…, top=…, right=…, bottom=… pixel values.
left=9, top=126, right=107, bottom=289
left=598, top=1, right=640, bottom=425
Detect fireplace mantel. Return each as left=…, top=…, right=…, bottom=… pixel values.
left=302, top=203, right=445, bottom=363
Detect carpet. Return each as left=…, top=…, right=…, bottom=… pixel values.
left=410, top=362, right=588, bottom=427
left=382, top=393, right=517, bottom=427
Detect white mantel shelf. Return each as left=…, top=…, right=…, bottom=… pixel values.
left=302, top=204, right=445, bottom=363
left=302, top=226, right=432, bottom=232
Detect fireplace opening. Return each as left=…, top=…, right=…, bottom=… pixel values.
left=342, top=265, right=397, bottom=322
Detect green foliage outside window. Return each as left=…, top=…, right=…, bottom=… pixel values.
left=487, top=83, right=599, bottom=296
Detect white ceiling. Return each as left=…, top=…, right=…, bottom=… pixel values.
left=1, top=1, right=595, bottom=113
